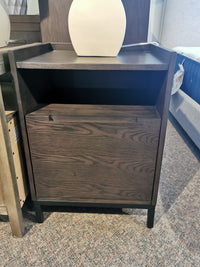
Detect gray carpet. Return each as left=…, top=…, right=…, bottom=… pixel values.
left=0, top=118, right=200, bottom=267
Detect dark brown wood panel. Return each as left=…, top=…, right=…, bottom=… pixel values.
left=122, top=0, right=150, bottom=45
left=10, top=43, right=52, bottom=63
left=26, top=104, right=161, bottom=202
left=10, top=15, right=40, bottom=23
left=150, top=45, right=173, bottom=66
left=10, top=15, right=41, bottom=44
left=38, top=199, right=151, bottom=206
left=38, top=0, right=150, bottom=44
left=16, top=47, right=168, bottom=70
left=39, top=0, right=73, bottom=43
left=10, top=32, right=41, bottom=46
left=8, top=47, right=52, bottom=200
left=27, top=104, right=160, bottom=119
left=152, top=52, right=177, bottom=205
left=11, top=23, right=40, bottom=32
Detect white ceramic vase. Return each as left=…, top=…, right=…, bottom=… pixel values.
left=68, top=0, right=126, bottom=57
left=0, top=3, right=10, bottom=47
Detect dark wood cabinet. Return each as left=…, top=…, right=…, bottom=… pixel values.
left=26, top=104, right=160, bottom=203
left=9, top=43, right=176, bottom=227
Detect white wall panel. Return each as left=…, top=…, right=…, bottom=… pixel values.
left=148, top=0, right=165, bottom=43
left=161, top=0, right=200, bottom=48
left=27, top=0, right=39, bottom=14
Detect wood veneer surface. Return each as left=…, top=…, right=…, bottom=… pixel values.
left=16, top=49, right=168, bottom=70
left=8, top=43, right=176, bottom=223
left=27, top=104, right=160, bottom=118
left=26, top=104, right=161, bottom=202
left=10, top=15, right=41, bottom=44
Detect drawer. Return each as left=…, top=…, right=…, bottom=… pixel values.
left=26, top=104, right=161, bottom=203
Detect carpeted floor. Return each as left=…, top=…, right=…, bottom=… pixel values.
left=0, top=117, right=200, bottom=267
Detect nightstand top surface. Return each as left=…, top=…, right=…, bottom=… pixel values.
left=15, top=43, right=171, bottom=71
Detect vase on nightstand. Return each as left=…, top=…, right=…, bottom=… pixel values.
left=68, top=0, right=126, bottom=57
left=0, top=3, right=10, bottom=48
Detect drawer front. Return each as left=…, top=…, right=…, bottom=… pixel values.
left=26, top=117, right=160, bottom=202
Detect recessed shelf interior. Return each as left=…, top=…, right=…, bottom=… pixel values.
left=19, top=69, right=167, bottom=109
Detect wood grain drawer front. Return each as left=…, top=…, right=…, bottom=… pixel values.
left=26, top=105, right=161, bottom=202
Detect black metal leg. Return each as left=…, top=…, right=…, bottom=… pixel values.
left=147, top=206, right=155, bottom=228
left=34, top=202, right=44, bottom=223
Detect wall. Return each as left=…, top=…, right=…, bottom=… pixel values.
left=27, top=0, right=39, bottom=14
left=148, top=0, right=166, bottom=43
left=161, top=0, right=200, bottom=48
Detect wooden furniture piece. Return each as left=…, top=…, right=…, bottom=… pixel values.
left=9, top=15, right=41, bottom=46
left=0, top=48, right=28, bottom=237
left=0, top=106, right=24, bottom=237
left=8, top=43, right=176, bottom=227
left=1, top=111, right=27, bottom=206
left=0, top=13, right=42, bottom=236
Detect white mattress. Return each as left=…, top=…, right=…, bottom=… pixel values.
left=170, top=89, right=200, bottom=150
left=173, top=47, right=200, bottom=62
left=170, top=47, right=200, bottom=150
